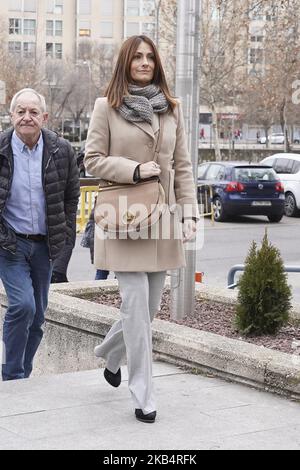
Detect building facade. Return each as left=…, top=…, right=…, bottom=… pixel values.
left=0, top=0, right=159, bottom=63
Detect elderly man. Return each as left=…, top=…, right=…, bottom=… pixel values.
left=0, top=88, right=80, bottom=381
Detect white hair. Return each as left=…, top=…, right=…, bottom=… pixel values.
left=10, top=88, right=47, bottom=113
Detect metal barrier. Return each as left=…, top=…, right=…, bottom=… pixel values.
left=76, top=186, right=98, bottom=232
left=228, top=264, right=300, bottom=289
left=198, top=184, right=214, bottom=223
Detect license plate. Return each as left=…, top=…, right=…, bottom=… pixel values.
left=251, top=201, right=272, bottom=206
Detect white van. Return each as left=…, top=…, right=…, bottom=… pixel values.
left=261, top=153, right=300, bottom=217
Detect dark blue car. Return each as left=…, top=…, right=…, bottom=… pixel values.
left=198, top=162, right=285, bottom=223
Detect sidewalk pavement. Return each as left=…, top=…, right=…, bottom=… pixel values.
left=1, top=362, right=300, bottom=450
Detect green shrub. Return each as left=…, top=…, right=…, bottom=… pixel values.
left=235, top=231, right=292, bottom=336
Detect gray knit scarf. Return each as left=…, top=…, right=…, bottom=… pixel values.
left=118, top=84, right=169, bottom=124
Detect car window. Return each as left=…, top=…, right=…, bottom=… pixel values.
left=216, top=167, right=226, bottom=181
left=293, top=161, right=300, bottom=174
left=261, top=158, right=275, bottom=166
left=274, top=158, right=294, bottom=174
left=198, top=163, right=210, bottom=179
left=234, top=167, right=277, bottom=182
left=205, top=164, right=224, bottom=180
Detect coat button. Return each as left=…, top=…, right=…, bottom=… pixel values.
left=148, top=142, right=154, bottom=149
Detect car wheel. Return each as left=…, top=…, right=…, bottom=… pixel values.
left=285, top=192, right=299, bottom=217
left=268, top=213, right=283, bottom=223
left=213, top=197, right=227, bottom=222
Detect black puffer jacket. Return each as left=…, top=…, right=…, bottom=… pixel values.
left=0, top=128, right=80, bottom=260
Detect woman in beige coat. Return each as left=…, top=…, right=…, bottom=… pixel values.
left=84, top=35, right=199, bottom=423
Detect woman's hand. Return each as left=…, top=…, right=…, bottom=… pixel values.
left=139, top=162, right=161, bottom=179
left=183, top=219, right=197, bottom=243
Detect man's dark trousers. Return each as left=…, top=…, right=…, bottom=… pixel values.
left=0, top=237, right=52, bottom=381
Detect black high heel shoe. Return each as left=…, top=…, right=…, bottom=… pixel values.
left=104, top=368, right=121, bottom=388
left=135, top=409, right=157, bottom=423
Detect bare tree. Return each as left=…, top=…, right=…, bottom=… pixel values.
left=40, top=42, right=116, bottom=136
left=200, top=0, right=249, bottom=160
left=157, top=0, right=177, bottom=90
left=240, top=0, right=300, bottom=150
left=143, top=0, right=177, bottom=90
left=264, top=0, right=300, bottom=151
left=0, top=52, right=43, bottom=110
left=242, top=73, right=280, bottom=147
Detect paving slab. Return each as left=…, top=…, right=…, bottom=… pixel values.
left=1, top=362, right=300, bottom=450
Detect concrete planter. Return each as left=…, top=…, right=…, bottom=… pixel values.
left=1, top=281, right=300, bottom=399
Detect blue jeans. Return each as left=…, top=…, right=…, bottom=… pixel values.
left=0, top=238, right=52, bottom=381
left=95, top=270, right=109, bottom=280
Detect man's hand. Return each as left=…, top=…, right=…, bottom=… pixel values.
left=183, top=219, right=197, bottom=243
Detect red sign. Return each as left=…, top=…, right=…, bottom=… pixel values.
left=218, top=114, right=241, bottom=121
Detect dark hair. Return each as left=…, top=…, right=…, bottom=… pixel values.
left=106, top=35, right=177, bottom=111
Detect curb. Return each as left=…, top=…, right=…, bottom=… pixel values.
left=1, top=281, right=300, bottom=398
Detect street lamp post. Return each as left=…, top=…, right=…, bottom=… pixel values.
left=171, top=0, right=201, bottom=320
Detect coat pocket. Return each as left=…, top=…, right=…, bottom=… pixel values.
left=168, top=169, right=177, bottom=213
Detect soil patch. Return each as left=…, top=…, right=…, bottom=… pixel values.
left=86, top=289, right=300, bottom=355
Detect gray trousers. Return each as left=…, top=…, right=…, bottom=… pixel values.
left=95, top=271, right=166, bottom=414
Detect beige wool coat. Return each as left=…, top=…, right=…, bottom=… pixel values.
left=84, top=97, right=199, bottom=272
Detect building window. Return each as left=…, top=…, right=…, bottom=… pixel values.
left=46, top=20, right=53, bottom=36
left=142, top=22, right=155, bottom=39
left=250, top=35, right=263, bottom=42
left=79, top=28, right=91, bottom=37
left=8, top=41, right=22, bottom=55
left=9, top=0, right=22, bottom=11
left=127, top=0, right=140, bottom=16
left=47, top=0, right=63, bottom=14
left=54, top=1, right=63, bottom=15
left=47, top=20, right=62, bottom=36
left=142, top=1, right=155, bottom=16
left=55, top=20, right=63, bottom=36
left=78, top=0, right=91, bottom=15
left=249, top=48, right=263, bottom=65
left=23, top=19, right=36, bottom=35
left=79, top=20, right=91, bottom=37
left=46, top=43, right=62, bottom=59
left=24, top=0, right=37, bottom=12
left=100, top=22, right=113, bottom=38
left=55, top=43, right=63, bottom=59
left=126, top=22, right=139, bottom=36
left=250, top=4, right=264, bottom=20
left=9, top=0, right=37, bottom=11
left=100, top=1, right=113, bottom=16
left=9, top=18, right=22, bottom=34
left=46, top=42, right=54, bottom=58
left=23, top=42, right=36, bottom=58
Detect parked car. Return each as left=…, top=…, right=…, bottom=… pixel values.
left=259, top=133, right=285, bottom=144
left=260, top=153, right=300, bottom=217
left=197, top=162, right=285, bottom=222
left=259, top=133, right=300, bottom=145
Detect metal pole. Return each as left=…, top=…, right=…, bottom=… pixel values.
left=171, top=0, right=201, bottom=320
left=155, top=0, right=162, bottom=48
